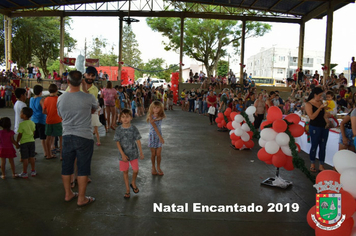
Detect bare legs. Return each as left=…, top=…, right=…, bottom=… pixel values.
left=93, top=126, right=100, bottom=145
left=106, top=106, right=117, bottom=129
left=150, top=147, right=163, bottom=175
left=1, top=158, right=17, bottom=178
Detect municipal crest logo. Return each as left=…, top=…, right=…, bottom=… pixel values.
left=311, top=181, right=346, bottom=231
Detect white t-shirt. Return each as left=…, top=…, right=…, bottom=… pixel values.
left=14, top=100, right=27, bottom=134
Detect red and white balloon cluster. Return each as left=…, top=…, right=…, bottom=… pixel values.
left=257, top=107, right=304, bottom=170
left=171, top=72, right=179, bottom=104
left=306, top=166, right=356, bottom=235
left=225, top=106, right=256, bottom=150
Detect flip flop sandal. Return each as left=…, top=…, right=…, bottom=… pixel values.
left=157, top=170, right=164, bottom=176
left=310, top=167, right=317, bottom=173
left=152, top=170, right=158, bottom=175
left=65, top=192, right=78, bottom=202
left=130, top=184, right=139, bottom=194
left=77, top=196, right=96, bottom=207
left=124, top=193, right=130, bottom=199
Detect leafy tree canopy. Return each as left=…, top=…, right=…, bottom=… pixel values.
left=146, top=16, right=271, bottom=77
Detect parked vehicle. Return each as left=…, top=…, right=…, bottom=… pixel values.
left=151, top=79, right=168, bottom=89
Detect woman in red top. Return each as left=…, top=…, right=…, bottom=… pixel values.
left=207, top=90, right=217, bottom=125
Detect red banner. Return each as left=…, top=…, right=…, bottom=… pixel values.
left=85, top=59, right=100, bottom=67
left=62, top=57, right=76, bottom=66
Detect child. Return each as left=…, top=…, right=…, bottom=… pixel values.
left=43, top=84, right=62, bottom=159
left=14, top=88, right=27, bottom=134
left=163, top=91, right=168, bottom=110
left=29, top=85, right=48, bottom=158
left=92, top=103, right=102, bottom=146
left=131, top=96, right=137, bottom=118
left=114, top=109, right=144, bottom=199
left=16, top=107, right=36, bottom=178
left=236, top=98, right=245, bottom=112
left=0, top=117, right=20, bottom=179
left=146, top=101, right=166, bottom=176
left=324, top=90, right=337, bottom=128
left=168, top=91, right=174, bottom=110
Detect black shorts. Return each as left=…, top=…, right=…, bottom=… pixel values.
left=34, top=123, right=47, bottom=140
left=20, top=142, right=36, bottom=159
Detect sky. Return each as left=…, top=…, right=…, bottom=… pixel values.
left=67, top=2, right=356, bottom=74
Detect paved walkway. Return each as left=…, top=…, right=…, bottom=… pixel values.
left=0, top=107, right=316, bottom=236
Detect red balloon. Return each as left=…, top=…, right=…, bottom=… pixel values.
left=257, top=148, right=273, bottom=161
left=315, top=170, right=341, bottom=187
left=296, top=143, right=301, bottom=152
left=260, top=120, right=273, bottom=130
left=285, top=113, right=301, bottom=125
left=272, top=119, right=288, bottom=133
left=315, top=217, right=353, bottom=236
left=340, top=190, right=356, bottom=219
left=244, top=140, right=254, bottom=149
left=221, top=120, right=227, bottom=127
left=272, top=149, right=287, bottom=168
left=217, top=123, right=223, bottom=128
left=218, top=113, right=224, bottom=119
left=283, top=155, right=294, bottom=171
left=306, top=205, right=317, bottom=229
left=231, top=140, right=236, bottom=146
left=224, top=108, right=232, bottom=117
left=230, top=112, right=238, bottom=120
left=235, top=139, right=244, bottom=149
left=288, top=124, right=304, bottom=137
left=266, top=106, right=283, bottom=122
left=215, top=117, right=221, bottom=123
left=230, top=133, right=240, bottom=141
left=227, top=121, right=233, bottom=130
left=247, top=131, right=253, bottom=139
left=265, top=160, right=272, bottom=165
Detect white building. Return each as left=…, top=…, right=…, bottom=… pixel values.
left=245, top=47, right=324, bottom=81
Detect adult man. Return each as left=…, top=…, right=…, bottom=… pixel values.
left=62, top=69, right=69, bottom=83
left=219, top=88, right=230, bottom=113
left=27, top=64, right=34, bottom=79
left=98, top=70, right=103, bottom=80
left=351, top=57, right=356, bottom=87
left=297, top=67, right=304, bottom=86
left=57, top=70, right=98, bottom=206
left=83, top=66, right=99, bottom=99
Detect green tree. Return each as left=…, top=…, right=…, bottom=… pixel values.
left=122, top=25, right=142, bottom=79
left=217, top=60, right=229, bottom=76
left=6, top=16, right=76, bottom=77
left=99, top=46, right=118, bottom=66
left=146, top=17, right=271, bottom=77
left=143, top=58, right=165, bottom=78
left=0, top=15, right=6, bottom=64
left=88, top=37, right=107, bottom=59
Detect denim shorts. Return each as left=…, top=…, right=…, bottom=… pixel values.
left=61, top=135, right=94, bottom=176
left=339, top=128, right=354, bottom=146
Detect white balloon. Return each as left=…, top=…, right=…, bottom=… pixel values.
left=265, top=141, right=280, bottom=155
left=258, top=138, right=267, bottom=147
left=235, top=114, right=244, bottom=123
left=232, top=121, right=241, bottom=129
left=281, top=145, right=292, bottom=156
left=248, top=115, right=255, bottom=123
left=333, top=150, right=356, bottom=173
left=245, top=106, right=256, bottom=115
left=340, top=168, right=356, bottom=198
left=260, top=128, right=277, bottom=141
left=275, top=133, right=290, bottom=146
left=241, top=123, right=250, bottom=132
left=229, top=130, right=234, bottom=136
left=234, top=128, right=244, bottom=136
left=241, top=132, right=250, bottom=141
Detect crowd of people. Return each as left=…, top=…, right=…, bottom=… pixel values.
left=0, top=66, right=172, bottom=206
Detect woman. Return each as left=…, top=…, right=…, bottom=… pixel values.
left=339, top=106, right=355, bottom=152
left=265, top=91, right=276, bottom=111
left=101, top=81, right=118, bottom=130
left=188, top=88, right=196, bottom=112
left=254, top=93, right=266, bottom=130
left=305, top=87, right=328, bottom=172
left=207, top=90, right=217, bottom=125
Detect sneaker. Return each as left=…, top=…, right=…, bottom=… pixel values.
left=31, top=171, right=37, bottom=177
left=18, top=172, right=28, bottom=179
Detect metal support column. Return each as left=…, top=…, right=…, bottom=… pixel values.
left=59, top=15, right=65, bottom=76
left=324, top=4, right=333, bottom=82
left=179, top=17, right=184, bottom=82
left=239, top=20, right=246, bottom=85
left=297, top=22, right=305, bottom=71
left=118, top=16, right=123, bottom=85
left=4, top=16, right=12, bottom=71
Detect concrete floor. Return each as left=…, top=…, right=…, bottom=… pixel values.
left=0, top=107, right=317, bottom=236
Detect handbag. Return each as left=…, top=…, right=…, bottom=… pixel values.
left=208, top=106, right=216, bottom=115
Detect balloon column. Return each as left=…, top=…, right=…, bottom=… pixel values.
left=306, top=152, right=356, bottom=236
left=225, top=106, right=256, bottom=150
left=121, top=70, right=129, bottom=86
left=257, top=107, right=304, bottom=171
left=215, top=108, right=232, bottom=129
left=171, top=72, right=179, bottom=104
